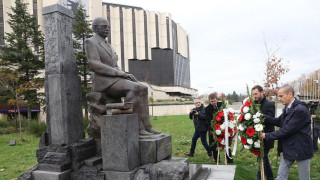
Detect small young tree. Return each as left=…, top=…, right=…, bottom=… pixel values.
left=0, top=68, right=24, bottom=140
left=263, top=37, right=289, bottom=118
left=262, top=35, right=289, bottom=95
left=72, top=4, right=93, bottom=120
left=0, top=1, right=44, bottom=121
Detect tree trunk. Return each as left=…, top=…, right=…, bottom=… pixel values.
left=16, top=95, right=23, bottom=141
left=27, top=105, right=31, bottom=120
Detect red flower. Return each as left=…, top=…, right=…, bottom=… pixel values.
left=240, top=136, right=247, bottom=145
left=244, top=99, right=253, bottom=107
left=238, top=114, right=244, bottom=122
left=251, top=149, right=260, bottom=156
left=246, top=127, right=255, bottom=137
left=218, top=111, right=224, bottom=117
left=217, top=137, right=223, bottom=142
left=215, top=116, right=222, bottom=122
left=244, top=101, right=250, bottom=107
left=229, top=115, right=234, bottom=121
left=218, top=144, right=223, bottom=148
left=214, top=124, right=221, bottom=130
left=228, top=128, right=233, bottom=135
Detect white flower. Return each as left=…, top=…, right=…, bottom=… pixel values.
left=243, top=106, right=250, bottom=113
left=221, top=139, right=225, bottom=145
left=238, top=124, right=244, bottom=131
left=244, top=113, right=251, bottom=120
left=244, top=145, right=250, bottom=149
left=254, top=141, right=261, bottom=148
left=220, top=122, right=225, bottom=130
left=254, top=124, right=263, bottom=131
left=216, top=130, right=221, bottom=135
left=255, top=112, right=261, bottom=117
left=228, top=108, right=234, bottom=114
left=253, top=118, right=260, bottom=123
left=253, top=115, right=257, bottom=119
left=247, top=139, right=253, bottom=144
left=229, top=122, right=235, bottom=129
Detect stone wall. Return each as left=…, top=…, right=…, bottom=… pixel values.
left=149, top=104, right=193, bottom=116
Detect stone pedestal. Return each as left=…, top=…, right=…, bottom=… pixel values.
left=32, top=170, right=71, bottom=180
left=42, top=4, right=84, bottom=145
left=140, top=134, right=172, bottom=164
left=100, top=114, right=140, bottom=171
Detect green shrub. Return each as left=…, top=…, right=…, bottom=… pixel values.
left=27, top=120, right=47, bottom=137
left=0, top=119, right=16, bottom=128
left=0, top=126, right=16, bottom=134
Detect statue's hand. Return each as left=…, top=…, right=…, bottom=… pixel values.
left=127, top=74, right=138, bottom=82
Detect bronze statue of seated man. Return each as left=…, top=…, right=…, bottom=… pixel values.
left=85, top=17, right=160, bottom=135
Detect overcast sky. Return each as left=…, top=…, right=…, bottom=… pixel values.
left=103, top=0, right=320, bottom=95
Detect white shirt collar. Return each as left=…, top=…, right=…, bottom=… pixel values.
left=287, top=98, right=295, bottom=108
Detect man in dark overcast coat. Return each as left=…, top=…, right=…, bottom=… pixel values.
left=261, top=85, right=313, bottom=180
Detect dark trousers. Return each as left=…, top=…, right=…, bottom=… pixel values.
left=313, top=125, right=320, bottom=152
left=208, top=129, right=218, bottom=159
left=190, top=131, right=212, bottom=156
left=257, top=148, right=274, bottom=180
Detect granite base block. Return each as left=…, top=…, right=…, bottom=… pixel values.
left=140, top=134, right=172, bottom=164
left=102, top=168, right=138, bottom=180
left=101, top=114, right=140, bottom=171
left=32, top=170, right=71, bottom=180
left=38, top=163, right=71, bottom=172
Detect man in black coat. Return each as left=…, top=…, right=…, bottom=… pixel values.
left=205, top=93, right=233, bottom=163
left=184, top=99, right=212, bottom=158
left=252, top=85, right=275, bottom=180
left=261, top=85, right=313, bottom=180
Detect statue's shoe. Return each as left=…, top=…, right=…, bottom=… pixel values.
left=139, top=130, right=153, bottom=135
left=146, top=128, right=161, bottom=134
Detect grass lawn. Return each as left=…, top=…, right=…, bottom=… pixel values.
left=1, top=115, right=320, bottom=179
left=0, top=133, right=39, bottom=180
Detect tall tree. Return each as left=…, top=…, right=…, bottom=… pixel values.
left=0, top=1, right=44, bottom=121
left=72, top=5, right=93, bottom=120
left=230, top=91, right=239, bottom=102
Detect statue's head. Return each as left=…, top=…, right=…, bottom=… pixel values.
left=92, top=17, right=110, bottom=39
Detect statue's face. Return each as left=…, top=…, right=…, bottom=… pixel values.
left=95, top=19, right=110, bottom=38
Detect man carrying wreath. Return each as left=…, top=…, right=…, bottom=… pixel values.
left=252, top=85, right=275, bottom=180
left=260, top=85, right=313, bottom=180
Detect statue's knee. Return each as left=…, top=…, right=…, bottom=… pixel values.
left=130, top=84, right=141, bottom=95
left=140, top=85, right=148, bottom=94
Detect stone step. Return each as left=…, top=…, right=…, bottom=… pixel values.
left=202, top=165, right=236, bottom=180
left=84, top=156, right=102, bottom=167
left=188, top=164, right=211, bottom=180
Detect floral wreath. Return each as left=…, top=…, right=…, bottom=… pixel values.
left=212, top=99, right=237, bottom=150
left=237, top=87, right=264, bottom=156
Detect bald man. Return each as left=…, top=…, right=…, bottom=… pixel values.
left=85, top=17, right=160, bottom=135
left=260, top=85, right=313, bottom=180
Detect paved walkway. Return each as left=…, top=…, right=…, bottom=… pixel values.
left=202, top=165, right=236, bottom=180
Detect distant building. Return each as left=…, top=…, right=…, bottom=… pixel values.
left=0, top=0, right=197, bottom=119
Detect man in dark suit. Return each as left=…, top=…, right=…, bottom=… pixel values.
left=261, top=85, right=313, bottom=180
left=252, top=85, right=275, bottom=180
left=85, top=17, right=160, bottom=135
